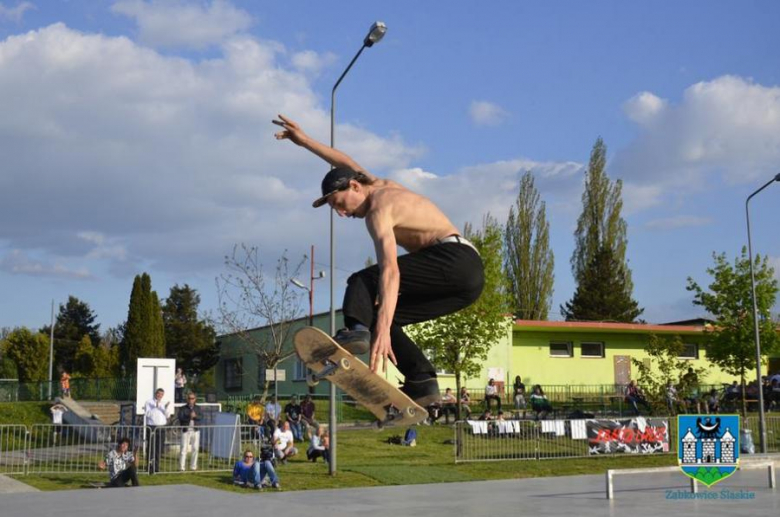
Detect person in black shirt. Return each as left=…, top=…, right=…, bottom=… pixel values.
left=285, top=395, right=303, bottom=442
left=177, top=392, right=201, bottom=471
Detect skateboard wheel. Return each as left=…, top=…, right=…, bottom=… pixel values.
left=339, top=358, right=351, bottom=370
left=405, top=406, right=417, bottom=418
left=306, top=373, right=319, bottom=387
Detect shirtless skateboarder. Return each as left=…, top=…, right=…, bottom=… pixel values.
left=273, top=115, right=484, bottom=408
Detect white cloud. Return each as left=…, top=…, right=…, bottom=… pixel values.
left=0, top=1, right=34, bottom=23
left=0, top=250, right=92, bottom=279
left=615, top=76, right=780, bottom=193
left=0, top=23, right=422, bottom=279
left=291, top=50, right=337, bottom=76
left=469, top=100, right=509, bottom=127
left=623, top=91, right=667, bottom=124
left=111, top=0, right=252, bottom=50
left=644, top=215, right=712, bottom=230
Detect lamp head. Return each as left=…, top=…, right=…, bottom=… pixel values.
left=364, top=21, right=387, bottom=48
left=290, top=278, right=306, bottom=289
left=774, top=172, right=780, bottom=182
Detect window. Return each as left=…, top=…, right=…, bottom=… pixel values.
left=581, top=342, right=605, bottom=358
left=549, top=342, right=573, bottom=358
left=294, top=358, right=308, bottom=381
left=224, top=358, right=243, bottom=390
left=679, top=343, right=699, bottom=360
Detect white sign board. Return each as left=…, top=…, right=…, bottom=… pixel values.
left=487, top=367, right=505, bottom=382
left=265, top=369, right=286, bottom=382
left=136, top=358, right=176, bottom=415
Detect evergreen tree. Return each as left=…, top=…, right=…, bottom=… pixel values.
left=563, top=138, right=642, bottom=321
left=41, top=296, right=101, bottom=373
left=162, top=284, right=217, bottom=375
left=562, top=245, right=642, bottom=322
left=504, top=171, right=554, bottom=320
left=121, top=273, right=165, bottom=373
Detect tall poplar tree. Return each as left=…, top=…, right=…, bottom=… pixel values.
left=563, top=138, right=642, bottom=322
left=504, top=171, right=555, bottom=320
left=121, top=273, right=166, bottom=372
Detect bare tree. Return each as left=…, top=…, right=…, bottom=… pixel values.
left=216, top=244, right=306, bottom=400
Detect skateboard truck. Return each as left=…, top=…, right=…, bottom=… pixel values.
left=373, top=403, right=419, bottom=430
left=306, top=357, right=352, bottom=387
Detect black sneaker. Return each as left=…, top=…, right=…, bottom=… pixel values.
left=333, top=328, right=370, bottom=355
left=400, top=377, right=441, bottom=408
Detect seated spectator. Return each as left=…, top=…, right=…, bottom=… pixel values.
left=265, top=395, right=281, bottom=423
left=273, top=421, right=298, bottom=464
left=478, top=409, right=494, bottom=421
left=246, top=396, right=266, bottom=442
left=624, top=380, right=652, bottom=416
left=665, top=381, right=679, bottom=415
left=484, top=378, right=502, bottom=412
left=529, top=385, right=552, bottom=420
left=233, top=449, right=259, bottom=488
left=706, top=389, right=720, bottom=414
left=307, top=425, right=330, bottom=464
left=440, top=388, right=457, bottom=423
left=459, top=387, right=472, bottom=419
left=300, top=394, right=317, bottom=429
left=99, top=438, right=139, bottom=488
left=285, top=395, right=303, bottom=442
left=513, top=376, right=527, bottom=416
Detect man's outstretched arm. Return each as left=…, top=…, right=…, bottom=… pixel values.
left=272, top=114, right=378, bottom=181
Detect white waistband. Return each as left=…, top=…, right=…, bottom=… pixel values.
left=436, top=235, right=479, bottom=254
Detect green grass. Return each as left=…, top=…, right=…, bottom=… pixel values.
left=0, top=402, right=52, bottom=427
left=12, top=425, right=678, bottom=493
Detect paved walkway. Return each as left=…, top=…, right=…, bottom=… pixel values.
left=0, top=474, right=39, bottom=494
left=1, top=468, right=777, bottom=517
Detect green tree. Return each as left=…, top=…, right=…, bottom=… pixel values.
left=408, top=215, right=511, bottom=419
left=562, top=245, right=642, bottom=322
left=3, top=328, right=49, bottom=382
left=163, top=284, right=218, bottom=375
left=631, top=334, right=709, bottom=412
left=73, top=335, right=96, bottom=377
left=40, top=296, right=101, bottom=373
left=687, top=248, right=779, bottom=415
left=563, top=138, right=642, bottom=321
left=121, top=273, right=166, bottom=373
left=505, top=170, right=554, bottom=320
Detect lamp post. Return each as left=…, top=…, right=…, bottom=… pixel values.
left=328, top=21, right=387, bottom=476
left=745, top=172, right=780, bottom=454
left=290, top=245, right=326, bottom=327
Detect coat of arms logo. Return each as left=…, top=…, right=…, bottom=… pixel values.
left=678, top=415, right=740, bottom=487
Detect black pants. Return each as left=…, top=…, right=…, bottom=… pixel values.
left=109, top=465, right=139, bottom=487
left=342, top=242, right=484, bottom=379
left=147, top=426, right=165, bottom=473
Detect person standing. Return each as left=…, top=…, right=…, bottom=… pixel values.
left=143, top=388, right=172, bottom=474
left=60, top=371, right=71, bottom=398
left=177, top=392, right=201, bottom=471
left=50, top=403, right=67, bottom=444
left=174, top=368, right=187, bottom=403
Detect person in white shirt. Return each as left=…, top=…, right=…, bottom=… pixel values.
left=50, top=403, right=67, bottom=444
left=143, top=388, right=172, bottom=473
left=484, top=378, right=502, bottom=412
left=265, top=395, right=281, bottom=424
left=272, top=420, right=298, bottom=463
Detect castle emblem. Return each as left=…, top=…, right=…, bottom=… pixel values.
left=678, top=415, right=740, bottom=487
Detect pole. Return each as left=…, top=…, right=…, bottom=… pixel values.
left=48, top=300, right=55, bottom=400
left=745, top=174, right=778, bottom=454
left=309, top=244, right=315, bottom=326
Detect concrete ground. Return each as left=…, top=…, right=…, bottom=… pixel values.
left=1, top=468, right=777, bottom=517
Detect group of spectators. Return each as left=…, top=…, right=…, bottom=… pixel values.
left=429, top=377, right=553, bottom=422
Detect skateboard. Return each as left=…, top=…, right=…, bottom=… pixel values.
left=293, top=327, right=428, bottom=428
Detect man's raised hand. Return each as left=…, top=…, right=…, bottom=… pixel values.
left=272, top=114, right=307, bottom=145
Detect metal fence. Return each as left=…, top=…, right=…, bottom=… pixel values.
left=2, top=423, right=286, bottom=476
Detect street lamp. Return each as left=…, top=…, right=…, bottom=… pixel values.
left=328, top=21, right=387, bottom=476
left=290, top=245, right=326, bottom=327
left=745, top=172, right=780, bottom=454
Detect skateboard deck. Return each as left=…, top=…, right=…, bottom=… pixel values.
left=293, top=327, right=428, bottom=428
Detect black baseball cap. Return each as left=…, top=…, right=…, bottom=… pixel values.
left=312, top=167, right=359, bottom=208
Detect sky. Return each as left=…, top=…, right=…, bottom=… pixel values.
left=1, top=0, right=779, bottom=334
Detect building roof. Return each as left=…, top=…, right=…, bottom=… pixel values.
left=513, top=319, right=705, bottom=335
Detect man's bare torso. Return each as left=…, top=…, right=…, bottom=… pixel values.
left=366, top=179, right=460, bottom=253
